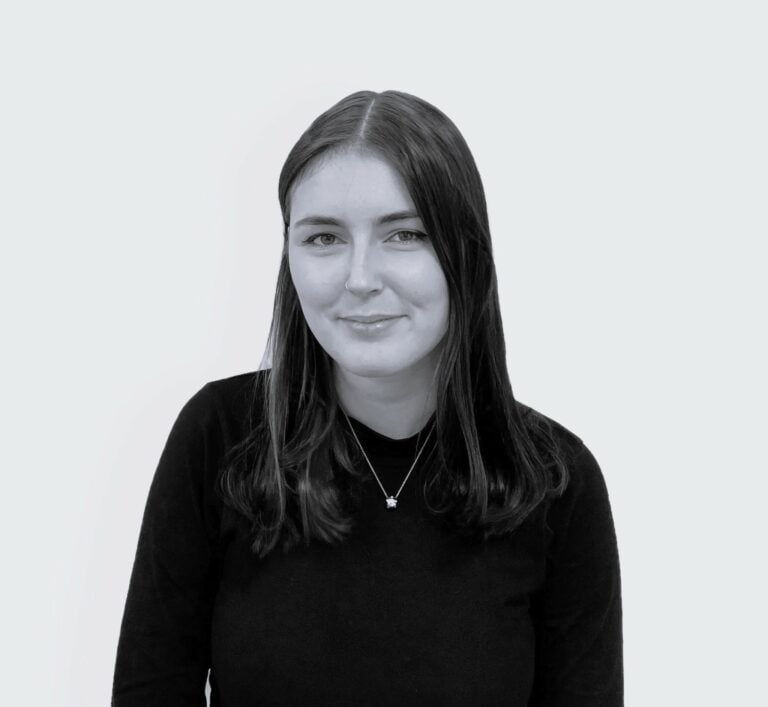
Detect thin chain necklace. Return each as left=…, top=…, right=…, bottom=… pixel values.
left=342, top=409, right=435, bottom=510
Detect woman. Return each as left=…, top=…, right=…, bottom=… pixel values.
left=112, top=90, right=623, bottom=706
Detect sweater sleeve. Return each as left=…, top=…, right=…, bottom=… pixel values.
left=529, top=442, right=624, bottom=706
left=112, top=384, right=222, bottom=706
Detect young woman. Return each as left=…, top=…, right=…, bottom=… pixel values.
left=113, top=90, right=623, bottom=706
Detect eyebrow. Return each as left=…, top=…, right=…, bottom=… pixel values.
left=292, top=210, right=421, bottom=229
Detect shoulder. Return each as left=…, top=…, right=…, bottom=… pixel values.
left=176, top=369, right=267, bottom=434
left=154, top=371, right=267, bottom=524
left=516, top=399, right=585, bottom=461
left=159, top=369, right=268, bottom=478
left=199, top=368, right=267, bottom=410
left=515, top=401, right=612, bottom=525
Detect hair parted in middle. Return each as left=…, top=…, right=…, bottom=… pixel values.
left=217, top=89, right=568, bottom=558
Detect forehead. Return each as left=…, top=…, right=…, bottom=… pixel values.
left=289, top=151, right=417, bottom=223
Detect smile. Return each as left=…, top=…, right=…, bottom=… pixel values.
left=341, top=316, right=404, bottom=334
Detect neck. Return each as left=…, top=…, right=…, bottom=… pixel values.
left=333, top=359, right=439, bottom=440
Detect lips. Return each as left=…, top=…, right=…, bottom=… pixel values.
left=341, top=316, right=404, bottom=334
left=342, top=315, right=402, bottom=323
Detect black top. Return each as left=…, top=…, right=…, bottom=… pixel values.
left=112, top=370, right=623, bottom=706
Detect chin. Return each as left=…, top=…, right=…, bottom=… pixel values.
left=332, top=352, right=414, bottom=379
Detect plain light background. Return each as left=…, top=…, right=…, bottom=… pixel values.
left=1, top=1, right=765, bottom=704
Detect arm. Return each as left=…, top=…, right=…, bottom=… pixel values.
left=112, top=384, right=221, bottom=706
left=529, top=443, right=623, bottom=706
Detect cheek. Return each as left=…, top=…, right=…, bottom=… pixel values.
left=413, top=264, right=449, bottom=312
left=290, top=258, right=337, bottom=305
left=429, top=279, right=451, bottom=335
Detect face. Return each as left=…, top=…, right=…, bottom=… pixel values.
left=287, top=150, right=450, bottom=382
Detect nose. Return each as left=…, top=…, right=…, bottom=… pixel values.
left=344, top=241, right=382, bottom=295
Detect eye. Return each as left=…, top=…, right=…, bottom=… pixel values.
left=389, top=230, right=428, bottom=244
left=304, top=233, right=341, bottom=247
left=302, top=230, right=428, bottom=247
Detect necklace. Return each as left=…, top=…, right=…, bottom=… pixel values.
left=342, top=409, right=435, bottom=510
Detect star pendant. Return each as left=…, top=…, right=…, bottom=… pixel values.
left=385, top=496, right=398, bottom=509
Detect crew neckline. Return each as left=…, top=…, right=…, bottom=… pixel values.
left=339, top=409, right=437, bottom=458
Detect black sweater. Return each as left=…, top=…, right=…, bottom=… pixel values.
left=112, top=370, right=623, bottom=706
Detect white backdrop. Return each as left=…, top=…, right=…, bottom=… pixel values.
left=1, top=1, right=765, bottom=704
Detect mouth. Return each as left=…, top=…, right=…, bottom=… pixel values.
left=342, top=316, right=400, bottom=324
left=340, top=316, right=404, bottom=333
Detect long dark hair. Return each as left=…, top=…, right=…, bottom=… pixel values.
left=218, top=89, right=568, bottom=558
